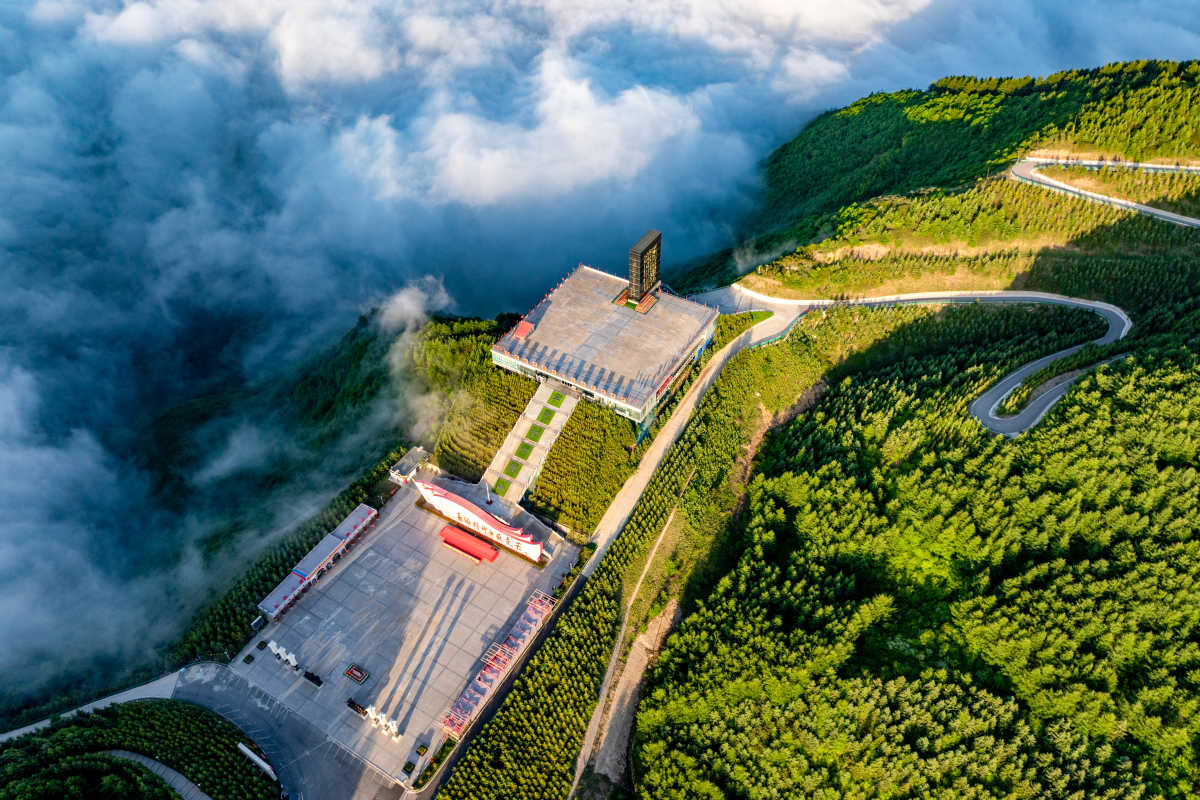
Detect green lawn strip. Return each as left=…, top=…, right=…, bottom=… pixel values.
left=504, top=459, right=522, bottom=478
left=548, top=390, right=565, bottom=408
left=537, top=408, right=555, bottom=424
left=516, top=442, right=534, bottom=459
left=526, top=424, right=545, bottom=442
left=493, top=477, right=511, bottom=494
left=414, top=737, right=458, bottom=790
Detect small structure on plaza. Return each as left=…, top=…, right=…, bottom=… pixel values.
left=257, top=503, right=378, bottom=621
left=412, top=479, right=543, bottom=562
left=439, top=524, right=499, bottom=564
left=389, top=446, right=429, bottom=484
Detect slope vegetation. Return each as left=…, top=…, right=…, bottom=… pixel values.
left=681, top=59, right=1200, bottom=290
left=634, top=60, right=1200, bottom=800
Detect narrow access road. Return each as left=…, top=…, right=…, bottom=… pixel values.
left=570, top=479, right=692, bottom=795
left=0, top=671, right=181, bottom=742
left=700, top=284, right=1131, bottom=438
left=581, top=307, right=799, bottom=579
left=1012, top=157, right=1200, bottom=228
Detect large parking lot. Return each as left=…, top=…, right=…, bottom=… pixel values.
left=233, top=477, right=578, bottom=785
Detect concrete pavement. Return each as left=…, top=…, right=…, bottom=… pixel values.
left=172, top=662, right=404, bottom=800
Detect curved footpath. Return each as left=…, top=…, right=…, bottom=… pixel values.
left=102, top=750, right=213, bottom=800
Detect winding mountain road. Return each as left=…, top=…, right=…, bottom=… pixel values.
left=697, top=155, right=1200, bottom=439
left=1012, top=157, right=1200, bottom=228
left=698, top=284, right=1132, bottom=437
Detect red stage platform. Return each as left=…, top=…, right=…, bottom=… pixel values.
left=439, top=525, right=498, bottom=563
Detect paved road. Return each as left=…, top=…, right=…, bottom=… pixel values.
left=172, top=663, right=403, bottom=800
left=699, top=285, right=1132, bottom=438
left=0, top=671, right=181, bottom=743
left=1012, top=157, right=1200, bottom=228
left=582, top=306, right=799, bottom=579
left=103, top=750, right=213, bottom=800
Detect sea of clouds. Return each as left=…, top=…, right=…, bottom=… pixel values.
left=1, top=0, right=1198, bottom=706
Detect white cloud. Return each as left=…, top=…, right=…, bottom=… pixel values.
left=424, top=53, right=700, bottom=205
left=379, top=277, right=453, bottom=331
left=773, top=49, right=852, bottom=102
left=334, top=115, right=419, bottom=201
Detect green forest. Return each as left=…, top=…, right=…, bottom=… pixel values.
left=678, top=59, right=1200, bottom=291
left=0, top=700, right=278, bottom=800
left=635, top=301, right=1200, bottom=798
left=624, top=60, right=1200, bottom=800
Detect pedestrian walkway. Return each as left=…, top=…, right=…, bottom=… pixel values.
left=103, top=750, right=213, bottom=800
left=482, top=381, right=578, bottom=502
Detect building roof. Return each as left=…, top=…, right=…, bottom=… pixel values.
left=258, top=504, right=378, bottom=616
left=630, top=229, right=662, bottom=255
left=329, top=503, right=378, bottom=541
left=492, top=266, right=717, bottom=410
left=390, top=447, right=428, bottom=480
left=260, top=572, right=304, bottom=615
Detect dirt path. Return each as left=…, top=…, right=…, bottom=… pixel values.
left=570, top=490, right=693, bottom=796
left=593, top=601, right=682, bottom=782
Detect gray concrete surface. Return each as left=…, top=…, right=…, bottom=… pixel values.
left=172, top=662, right=402, bottom=800
left=232, top=481, right=577, bottom=787
left=103, top=750, right=213, bottom=800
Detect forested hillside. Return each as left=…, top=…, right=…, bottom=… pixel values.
left=1, top=700, right=278, bottom=800
left=631, top=59, right=1200, bottom=800
left=679, top=59, right=1200, bottom=290
left=636, top=302, right=1200, bottom=798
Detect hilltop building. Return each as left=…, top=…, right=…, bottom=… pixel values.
left=490, top=232, right=718, bottom=425
left=627, top=229, right=662, bottom=302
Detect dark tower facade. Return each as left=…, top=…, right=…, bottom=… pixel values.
left=628, top=230, right=662, bottom=302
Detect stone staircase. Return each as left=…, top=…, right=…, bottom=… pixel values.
left=482, top=381, right=578, bottom=503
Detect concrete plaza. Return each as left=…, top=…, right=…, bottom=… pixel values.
left=232, top=480, right=578, bottom=786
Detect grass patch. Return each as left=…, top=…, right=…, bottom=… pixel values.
left=414, top=737, right=458, bottom=790
left=504, top=459, right=522, bottom=479
left=548, top=390, right=565, bottom=407
left=537, top=408, right=555, bottom=425
left=516, top=442, right=534, bottom=459
left=749, top=310, right=774, bottom=324
left=526, top=424, right=545, bottom=442
left=493, top=477, right=511, bottom=494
